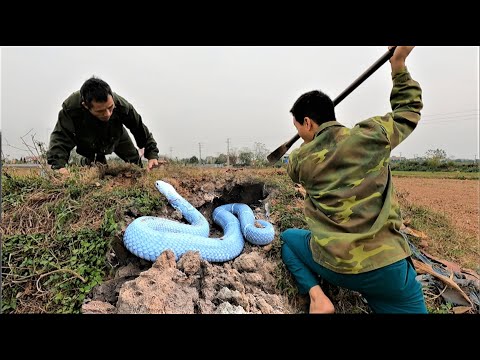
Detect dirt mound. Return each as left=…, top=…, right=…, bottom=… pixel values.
left=82, top=250, right=291, bottom=314
left=82, top=167, right=292, bottom=314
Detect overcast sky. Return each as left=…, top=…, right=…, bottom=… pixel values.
left=1, top=46, right=478, bottom=161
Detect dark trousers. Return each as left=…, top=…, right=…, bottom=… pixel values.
left=280, top=228, right=428, bottom=314
left=81, top=129, right=141, bottom=166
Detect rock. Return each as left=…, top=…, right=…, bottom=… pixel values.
left=82, top=301, right=117, bottom=314
left=177, top=251, right=202, bottom=275
left=214, top=302, right=246, bottom=314
left=117, top=250, right=198, bottom=314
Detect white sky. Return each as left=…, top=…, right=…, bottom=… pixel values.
left=1, top=46, right=479, bottom=160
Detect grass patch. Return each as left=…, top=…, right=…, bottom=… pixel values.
left=393, top=171, right=479, bottom=180
left=0, top=164, right=164, bottom=313
left=2, top=229, right=110, bottom=313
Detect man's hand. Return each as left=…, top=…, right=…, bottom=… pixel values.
left=389, top=46, right=415, bottom=74
left=58, top=167, right=70, bottom=175
left=146, top=158, right=168, bottom=171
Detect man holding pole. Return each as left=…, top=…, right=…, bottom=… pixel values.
left=280, top=46, right=427, bottom=314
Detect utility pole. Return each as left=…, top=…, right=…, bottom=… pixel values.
left=198, top=142, right=202, bottom=164
left=226, top=138, right=230, bottom=167
left=169, top=147, right=173, bottom=160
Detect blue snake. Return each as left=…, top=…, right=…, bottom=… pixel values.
left=123, top=180, right=275, bottom=262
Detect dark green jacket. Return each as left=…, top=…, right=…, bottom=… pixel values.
left=287, top=68, right=423, bottom=274
left=47, top=91, right=159, bottom=169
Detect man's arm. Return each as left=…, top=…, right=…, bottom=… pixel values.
left=383, top=46, right=423, bottom=150
left=46, top=109, right=76, bottom=170
left=122, top=106, right=160, bottom=161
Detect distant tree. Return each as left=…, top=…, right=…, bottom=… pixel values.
left=228, top=148, right=238, bottom=166
left=425, top=148, right=447, bottom=168
left=425, top=149, right=447, bottom=161
left=215, top=153, right=228, bottom=165
left=253, top=142, right=269, bottom=167
left=189, top=156, right=199, bottom=164
left=239, top=149, right=253, bottom=166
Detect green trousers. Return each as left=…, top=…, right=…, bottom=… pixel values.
left=281, top=228, right=428, bottom=314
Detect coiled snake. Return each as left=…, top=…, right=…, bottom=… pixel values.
left=123, top=180, right=275, bottom=262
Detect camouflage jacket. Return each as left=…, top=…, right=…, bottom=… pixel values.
left=287, top=68, right=423, bottom=274
left=47, top=91, right=159, bottom=169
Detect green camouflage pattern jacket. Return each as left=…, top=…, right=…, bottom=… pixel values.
left=47, top=91, right=159, bottom=169
left=287, top=68, right=422, bottom=274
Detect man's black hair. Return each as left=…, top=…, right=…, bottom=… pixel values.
left=290, top=90, right=336, bottom=125
left=80, top=76, right=113, bottom=108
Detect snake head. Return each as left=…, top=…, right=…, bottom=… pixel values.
left=155, top=180, right=177, bottom=198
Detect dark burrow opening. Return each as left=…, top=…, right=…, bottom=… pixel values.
left=219, top=182, right=268, bottom=205
left=199, top=182, right=270, bottom=236
left=200, top=182, right=268, bottom=215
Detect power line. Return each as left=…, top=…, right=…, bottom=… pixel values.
left=420, top=117, right=478, bottom=125
left=226, top=138, right=230, bottom=167
left=421, top=113, right=479, bottom=122
left=421, top=109, right=479, bottom=118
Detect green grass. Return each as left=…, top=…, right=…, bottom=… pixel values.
left=0, top=166, right=162, bottom=313
left=427, top=302, right=454, bottom=314
left=392, top=171, right=479, bottom=179
left=2, top=230, right=110, bottom=313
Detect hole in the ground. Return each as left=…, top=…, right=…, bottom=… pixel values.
left=221, top=183, right=267, bottom=205
left=197, top=182, right=269, bottom=237
left=198, top=182, right=268, bottom=220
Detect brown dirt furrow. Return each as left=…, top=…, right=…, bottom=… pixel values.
left=393, top=177, right=479, bottom=239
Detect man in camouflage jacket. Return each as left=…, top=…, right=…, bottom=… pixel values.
left=47, top=76, right=163, bottom=175
left=281, top=46, right=427, bottom=314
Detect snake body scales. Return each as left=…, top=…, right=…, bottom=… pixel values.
left=123, top=180, right=275, bottom=262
